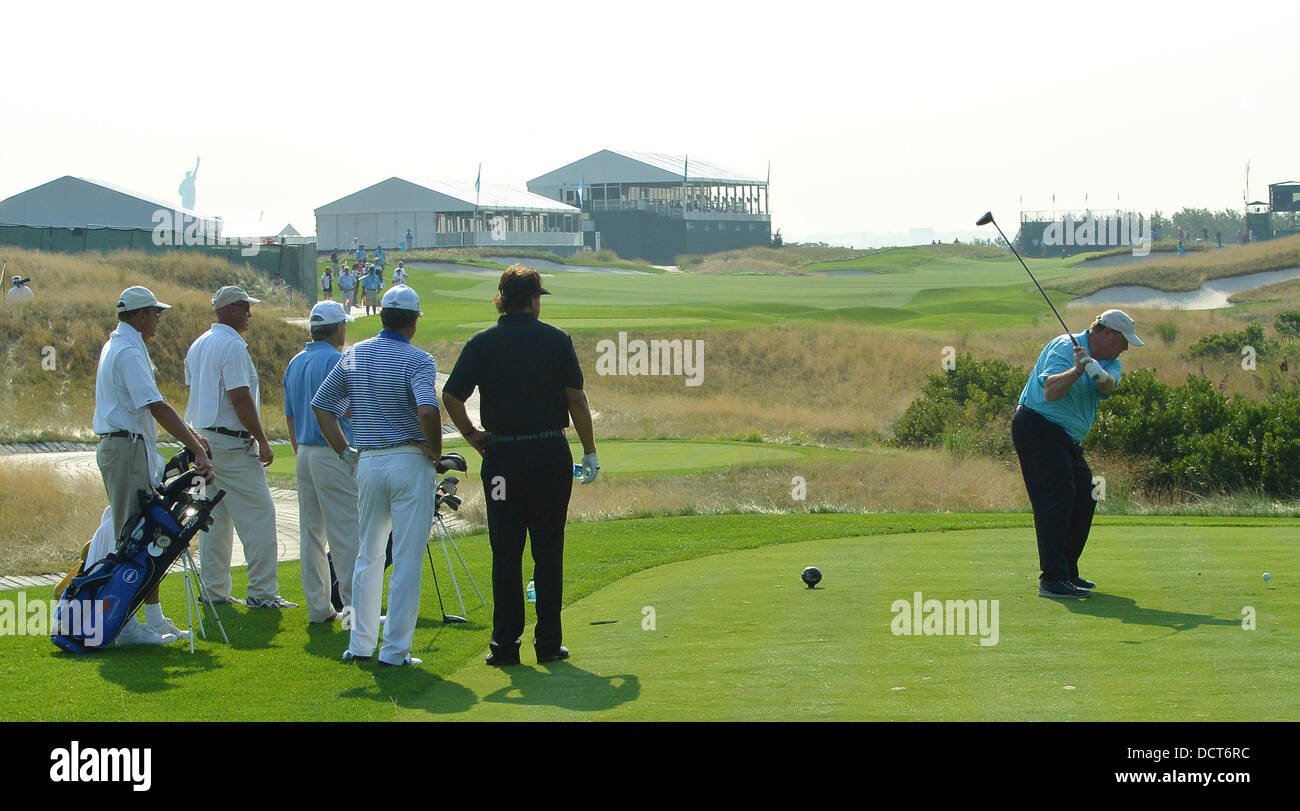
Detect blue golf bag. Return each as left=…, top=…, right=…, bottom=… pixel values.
left=52, top=450, right=225, bottom=654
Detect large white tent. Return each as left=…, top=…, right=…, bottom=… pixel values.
left=0, top=175, right=217, bottom=232
left=314, top=177, right=581, bottom=252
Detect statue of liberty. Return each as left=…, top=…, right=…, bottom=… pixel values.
left=178, top=156, right=200, bottom=210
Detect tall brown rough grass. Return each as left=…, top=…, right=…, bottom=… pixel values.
left=0, top=249, right=307, bottom=441
left=0, top=464, right=105, bottom=576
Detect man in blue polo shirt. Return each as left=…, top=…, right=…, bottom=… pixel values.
left=311, top=284, right=442, bottom=667
left=284, top=300, right=358, bottom=624
left=360, top=267, right=382, bottom=316
left=1012, top=309, right=1142, bottom=599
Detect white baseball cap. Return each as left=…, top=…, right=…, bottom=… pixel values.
left=116, top=286, right=171, bottom=313
left=381, top=284, right=421, bottom=312
left=212, top=286, right=261, bottom=310
left=1097, top=309, right=1144, bottom=346
left=309, top=300, right=355, bottom=326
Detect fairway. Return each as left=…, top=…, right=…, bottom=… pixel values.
left=340, top=250, right=1096, bottom=344
left=430, top=525, right=1298, bottom=722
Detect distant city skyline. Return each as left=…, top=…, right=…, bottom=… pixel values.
left=2, top=0, right=1296, bottom=251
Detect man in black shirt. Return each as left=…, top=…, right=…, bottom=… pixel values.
left=442, top=265, right=599, bottom=666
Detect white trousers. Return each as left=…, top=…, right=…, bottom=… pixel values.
left=198, top=429, right=280, bottom=602
left=296, top=444, right=360, bottom=622
left=349, top=447, right=434, bottom=665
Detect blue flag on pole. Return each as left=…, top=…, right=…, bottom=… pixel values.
left=578, top=176, right=584, bottom=206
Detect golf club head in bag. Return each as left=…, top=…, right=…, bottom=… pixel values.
left=436, top=453, right=467, bottom=474
left=437, top=476, right=458, bottom=496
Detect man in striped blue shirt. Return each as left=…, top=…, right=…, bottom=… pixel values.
left=311, top=285, right=442, bottom=667
left=284, top=300, right=358, bottom=625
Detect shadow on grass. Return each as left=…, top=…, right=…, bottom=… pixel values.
left=92, top=645, right=221, bottom=695
left=302, top=619, right=349, bottom=660
left=1059, top=592, right=1240, bottom=637
left=338, top=665, right=479, bottom=715
left=481, top=662, right=640, bottom=713
left=209, top=604, right=286, bottom=651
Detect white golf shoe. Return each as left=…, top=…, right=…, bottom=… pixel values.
left=115, top=620, right=178, bottom=646
left=147, top=616, right=192, bottom=641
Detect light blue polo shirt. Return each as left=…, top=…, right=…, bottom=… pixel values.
left=283, top=341, right=354, bottom=447
left=1018, top=330, right=1122, bottom=442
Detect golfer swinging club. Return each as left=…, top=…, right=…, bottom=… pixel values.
left=1012, top=309, right=1142, bottom=599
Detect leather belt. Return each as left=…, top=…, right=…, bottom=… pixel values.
left=205, top=426, right=252, bottom=439
left=491, top=430, right=565, bottom=443
left=98, top=430, right=141, bottom=440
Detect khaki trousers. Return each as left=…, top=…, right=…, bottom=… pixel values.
left=96, top=435, right=151, bottom=538
left=198, top=429, right=280, bottom=602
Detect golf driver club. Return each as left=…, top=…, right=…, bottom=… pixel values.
left=976, top=211, right=1079, bottom=348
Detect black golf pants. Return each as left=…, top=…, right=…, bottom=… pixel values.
left=480, top=437, right=574, bottom=656
left=1011, top=407, right=1097, bottom=583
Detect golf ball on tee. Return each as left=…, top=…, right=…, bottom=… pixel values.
left=1263, top=572, right=1271, bottom=582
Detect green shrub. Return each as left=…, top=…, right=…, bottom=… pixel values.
left=1275, top=311, right=1300, bottom=339
left=1188, top=322, right=1277, bottom=360
left=1090, top=369, right=1300, bottom=496
left=1155, top=321, right=1178, bottom=344
left=891, top=354, right=1026, bottom=456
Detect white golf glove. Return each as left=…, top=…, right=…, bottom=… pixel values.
left=580, top=452, right=600, bottom=484
left=1083, top=359, right=1107, bottom=383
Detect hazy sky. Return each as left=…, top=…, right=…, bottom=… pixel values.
left=3, top=0, right=1297, bottom=244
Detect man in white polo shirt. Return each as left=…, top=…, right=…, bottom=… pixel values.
left=283, top=300, right=358, bottom=624
left=311, top=284, right=441, bottom=667
left=185, top=285, right=296, bottom=609
left=94, top=285, right=216, bottom=644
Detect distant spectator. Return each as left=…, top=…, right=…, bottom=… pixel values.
left=355, top=245, right=366, bottom=263
left=321, top=267, right=334, bottom=301
left=273, top=273, right=287, bottom=290
left=351, top=236, right=359, bottom=253
left=392, top=261, right=408, bottom=287
left=360, top=267, right=382, bottom=316
left=338, top=266, right=358, bottom=313
left=405, top=229, right=414, bottom=250
left=330, top=251, right=339, bottom=271
left=7, top=276, right=34, bottom=305
left=375, top=246, right=386, bottom=271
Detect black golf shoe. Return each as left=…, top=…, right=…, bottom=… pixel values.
left=485, top=651, right=521, bottom=667
left=537, top=646, right=570, bottom=663
left=1071, top=576, right=1097, bottom=590
left=1038, top=579, right=1091, bottom=599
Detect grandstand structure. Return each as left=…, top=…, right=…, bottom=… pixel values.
left=528, top=149, right=770, bottom=264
